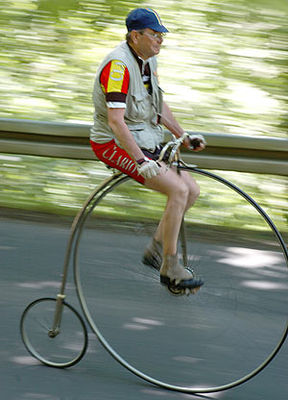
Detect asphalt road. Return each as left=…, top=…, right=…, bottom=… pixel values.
left=1, top=214, right=288, bottom=400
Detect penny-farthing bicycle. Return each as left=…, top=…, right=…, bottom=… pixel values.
left=20, top=135, right=288, bottom=394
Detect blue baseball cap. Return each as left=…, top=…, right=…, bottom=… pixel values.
left=126, top=8, right=169, bottom=33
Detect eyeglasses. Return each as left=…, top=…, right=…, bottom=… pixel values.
left=139, top=31, right=166, bottom=40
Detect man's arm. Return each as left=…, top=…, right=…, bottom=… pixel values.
left=107, top=107, right=145, bottom=162
left=107, top=107, right=161, bottom=179
left=160, top=102, right=206, bottom=151
left=160, top=101, right=185, bottom=138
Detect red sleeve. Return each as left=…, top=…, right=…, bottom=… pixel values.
left=100, top=60, right=130, bottom=103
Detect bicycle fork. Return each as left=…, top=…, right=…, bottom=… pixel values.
left=48, top=294, right=66, bottom=338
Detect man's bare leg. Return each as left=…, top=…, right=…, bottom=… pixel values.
left=143, top=169, right=200, bottom=269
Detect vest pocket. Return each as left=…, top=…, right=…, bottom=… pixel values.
left=128, top=92, right=151, bottom=121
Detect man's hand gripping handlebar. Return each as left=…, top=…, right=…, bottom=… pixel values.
left=158, top=132, right=206, bottom=168
left=137, top=133, right=206, bottom=179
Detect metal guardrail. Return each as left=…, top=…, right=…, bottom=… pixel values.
left=0, top=118, right=287, bottom=176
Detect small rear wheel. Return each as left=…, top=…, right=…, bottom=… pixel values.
left=20, top=297, right=88, bottom=368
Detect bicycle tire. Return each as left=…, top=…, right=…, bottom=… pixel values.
left=73, top=167, right=288, bottom=393
left=20, top=297, right=88, bottom=368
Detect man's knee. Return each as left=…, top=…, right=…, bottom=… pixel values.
left=186, top=180, right=200, bottom=208
left=169, top=182, right=190, bottom=208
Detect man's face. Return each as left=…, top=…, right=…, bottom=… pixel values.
left=134, top=28, right=165, bottom=59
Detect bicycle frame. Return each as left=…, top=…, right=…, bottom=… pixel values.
left=33, top=135, right=288, bottom=391
left=49, top=171, right=127, bottom=334
left=51, top=133, right=288, bottom=334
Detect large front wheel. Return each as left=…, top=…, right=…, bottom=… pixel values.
left=73, top=168, right=288, bottom=393
left=20, top=297, right=88, bottom=368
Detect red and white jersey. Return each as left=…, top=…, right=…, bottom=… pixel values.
left=100, top=60, right=130, bottom=108
left=99, top=47, right=152, bottom=108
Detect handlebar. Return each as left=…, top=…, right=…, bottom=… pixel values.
left=157, top=132, right=206, bottom=168
left=158, top=132, right=190, bottom=166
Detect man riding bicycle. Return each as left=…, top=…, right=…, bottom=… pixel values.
left=90, top=8, right=206, bottom=292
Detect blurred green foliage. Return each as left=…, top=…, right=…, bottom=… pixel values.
left=0, top=0, right=288, bottom=136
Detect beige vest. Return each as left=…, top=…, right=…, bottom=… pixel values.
left=90, top=42, right=164, bottom=151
